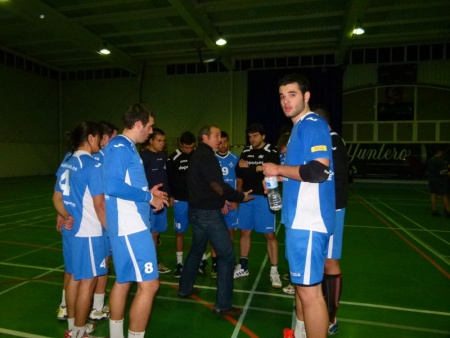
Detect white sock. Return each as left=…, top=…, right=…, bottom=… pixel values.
left=270, top=265, right=279, bottom=274
left=202, top=253, right=207, bottom=260
left=72, top=325, right=85, bottom=338
left=60, top=289, right=66, bottom=307
left=128, top=330, right=145, bottom=338
left=93, top=293, right=105, bottom=311
left=294, top=319, right=306, bottom=338
left=110, top=318, right=125, bottom=338
left=176, top=251, right=183, bottom=264
left=67, top=318, right=75, bottom=331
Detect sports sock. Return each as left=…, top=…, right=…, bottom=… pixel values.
left=294, top=319, right=306, bottom=338
left=67, top=318, right=75, bottom=331
left=176, top=251, right=183, bottom=264
left=239, top=257, right=248, bottom=270
left=322, top=274, right=342, bottom=323
left=110, top=318, right=125, bottom=338
left=72, top=325, right=85, bottom=338
left=60, top=289, right=66, bottom=307
left=270, top=264, right=279, bottom=274
left=202, top=253, right=207, bottom=261
left=93, top=293, right=105, bottom=311
left=128, top=330, right=145, bottom=338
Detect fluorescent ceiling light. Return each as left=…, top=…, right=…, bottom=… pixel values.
left=216, top=37, right=227, bottom=46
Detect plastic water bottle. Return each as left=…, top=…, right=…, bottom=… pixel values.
left=264, top=176, right=282, bottom=211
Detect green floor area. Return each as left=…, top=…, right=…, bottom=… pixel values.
left=0, top=176, right=449, bottom=337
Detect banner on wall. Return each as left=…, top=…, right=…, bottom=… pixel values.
left=347, top=143, right=450, bottom=179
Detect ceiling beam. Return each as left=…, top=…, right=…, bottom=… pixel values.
left=0, top=0, right=141, bottom=74
left=168, top=0, right=233, bottom=70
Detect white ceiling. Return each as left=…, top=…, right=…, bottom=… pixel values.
left=0, top=0, right=449, bottom=73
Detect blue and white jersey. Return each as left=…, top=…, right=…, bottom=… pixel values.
left=103, top=135, right=152, bottom=237
left=215, top=151, right=239, bottom=189
left=282, top=112, right=335, bottom=234
left=54, top=150, right=104, bottom=237
left=92, top=148, right=105, bottom=163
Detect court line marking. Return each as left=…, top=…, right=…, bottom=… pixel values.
left=0, top=207, right=53, bottom=218
left=372, top=196, right=450, bottom=246
left=353, top=192, right=450, bottom=278
left=0, top=328, right=51, bottom=338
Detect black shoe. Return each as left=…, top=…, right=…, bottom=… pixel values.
left=198, top=259, right=208, bottom=275
left=178, top=287, right=200, bottom=298
left=174, top=263, right=183, bottom=278
left=432, top=210, right=441, bottom=217
left=214, top=307, right=243, bottom=317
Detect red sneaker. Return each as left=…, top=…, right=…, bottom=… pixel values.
left=283, top=328, right=295, bottom=338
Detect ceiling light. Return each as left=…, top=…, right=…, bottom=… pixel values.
left=353, top=21, right=365, bottom=35
left=98, top=43, right=111, bottom=55
left=216, top=37, right=227, bottom=46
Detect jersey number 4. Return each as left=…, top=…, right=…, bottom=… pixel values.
left=59, top=169, right=71, bottom=196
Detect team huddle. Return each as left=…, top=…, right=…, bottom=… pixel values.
left=53, top=73, right=348, bottom=338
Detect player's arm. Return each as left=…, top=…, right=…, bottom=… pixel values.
left=263, top=158, right=330, bottom=182
left=92, top=194, right=106, bottom=230
left=52, top=191, right=74, bottom=231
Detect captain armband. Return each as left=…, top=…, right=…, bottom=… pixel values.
left=299, top=160, right=330, bottom=183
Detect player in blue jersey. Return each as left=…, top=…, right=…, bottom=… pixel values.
left=234, top=123, right=282, bottom=289
left=52, top=121, right=107, bottom=338
left=167, top=131, right=196, bottom=278
left=141, top=128, right=172, bottom=274
left=313, top=105, right=349, bottom=335
left=103, top=104, right=168, bottom=338
left=263, top=74, right=335, bottom=338
left=89, top=120, right=119, bottom=323
left=209, top=131, right=240, bottom=278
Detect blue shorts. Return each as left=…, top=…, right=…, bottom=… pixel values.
left=150, top=207, right=167, bottom=233
left=173, top=200, right=189, bottom=233
left=326, top=208, right=345, bottom=259
left=237, top=195, right=276, bottom=233
left=285, top=228, right=328, bottom=285
left=223, top=207, right=239, bottom=229
left=71, top=236, right=107, bottom=281
left=109, top=229, right=159, bottom=283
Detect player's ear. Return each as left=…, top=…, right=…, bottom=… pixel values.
left=304, top=91, right=311, bottom=103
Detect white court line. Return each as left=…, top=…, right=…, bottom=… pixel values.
left=356, top=193, right=450, bottom=267
left=0, top=328, right=51, bottom=338
left=231, top=223, right=284, bottom=338
left=0, top=207, right=52, bottom=218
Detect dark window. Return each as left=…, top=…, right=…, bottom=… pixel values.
left=197, top=63, right=206, bottom=73
left=176, top=64, right=186, bottom=75
left=103, top=68, right=112, bottom=79
left=265, top=58, right=275, bottom=68
left=325, top=54, right=335, bottom=65
left=208, top=62, right=218, bottom=72
left=253, top=58, right=263, bottom=68
left=431, top=44, right=444, bottom=60
left=419, top=44, right=431, bottom=61
left=313, top=54, right=325, bottom=65
left=392, top=46, right=404, bottom=63
left=77, top=70, right=85, bottom=80
left=406, top=45, right=418, bottom=62
left=378, top=47, right=391, bottom=63
left=186, top=63, right=196, bottom=74
left=276, top=57, right=287, bottom=68
left=301, top=55, right=312, bottom=66
left=287, top=56, right=299, bottom=67
left=351, top=49, right=364, bottom=64
left=365, top=48, right=377, bottom=63
left=241, top=59, right=251, bottom=71
left=167, top=64, right=176, bottom=75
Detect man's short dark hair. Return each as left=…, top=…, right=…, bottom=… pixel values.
left=180, top=131, right=195, bottom=145
left=311, top=104, right=331, bottom=124
left=278, top=73, right=310, bottom=95
left=221, top=131, right=229, bottom=139
left=121, top=103, right=153, bottom=129
left=149, top=127, right=165, bottom=139
left=246, top=123, right=265, bottom=136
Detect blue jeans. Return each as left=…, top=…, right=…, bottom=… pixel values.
left=178, top=208, right=236, bottom=311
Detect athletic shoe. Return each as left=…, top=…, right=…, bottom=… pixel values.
left=233, top=264, right=249, bottom=279
left=64, top=323, right=96, bottom=337
left=178, top=287, right=200, bottom=298
left=328, top=319, right=339, bottom=335
left=88, top=305, right=110, bottom=322
left=173, top=263, right=183, bottom=278
left=432, top=210, right=441, bottom=217
left=210, top=263, right=217, bottom=279
left=57, top=305, right=67, bottom=320
left=282, top=283, right=295, bottom=295
left=65, top=332, right=104, bottom=338
left=198, top=259, right=207, bottom=275
left=283, top=328, right=295, bottom=338
left=281, top=273, right=290, bottom=281
left=158, top=262, right=171, bottom=274
left=214, top=307, right=243, bottom=316
left=270, top=271, right=282, bottom=288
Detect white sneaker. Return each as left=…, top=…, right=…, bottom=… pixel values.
left=270, top=272, right=282, bottom=288
left=64, top=323, right=96, bottom=337
left=282, top=283, right=295, bottom=295
left=57, top=305, right=67, bottom=320
left=233, top=264, right=249, bottom=279
left=88, top=305, right=110, bottom=322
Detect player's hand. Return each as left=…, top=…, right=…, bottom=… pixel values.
left=221, top=201, right=229, bottom=215
left=242, top=190, right=254, bottom=202
left=150, top=194, right=169, bottom=211
left=64, top=215, right=74, bottom=230
left=228, top=201, right=238, bottom=211
left=238, top=159, right=249, bottom=168
left=262, top=162, right=279, bottom=177
left=150, top=183, right=168, bottom=201
left=56, top=214, right=64, bottom=233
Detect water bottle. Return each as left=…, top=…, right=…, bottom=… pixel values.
left=264, top=176, right=282, bottom=211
